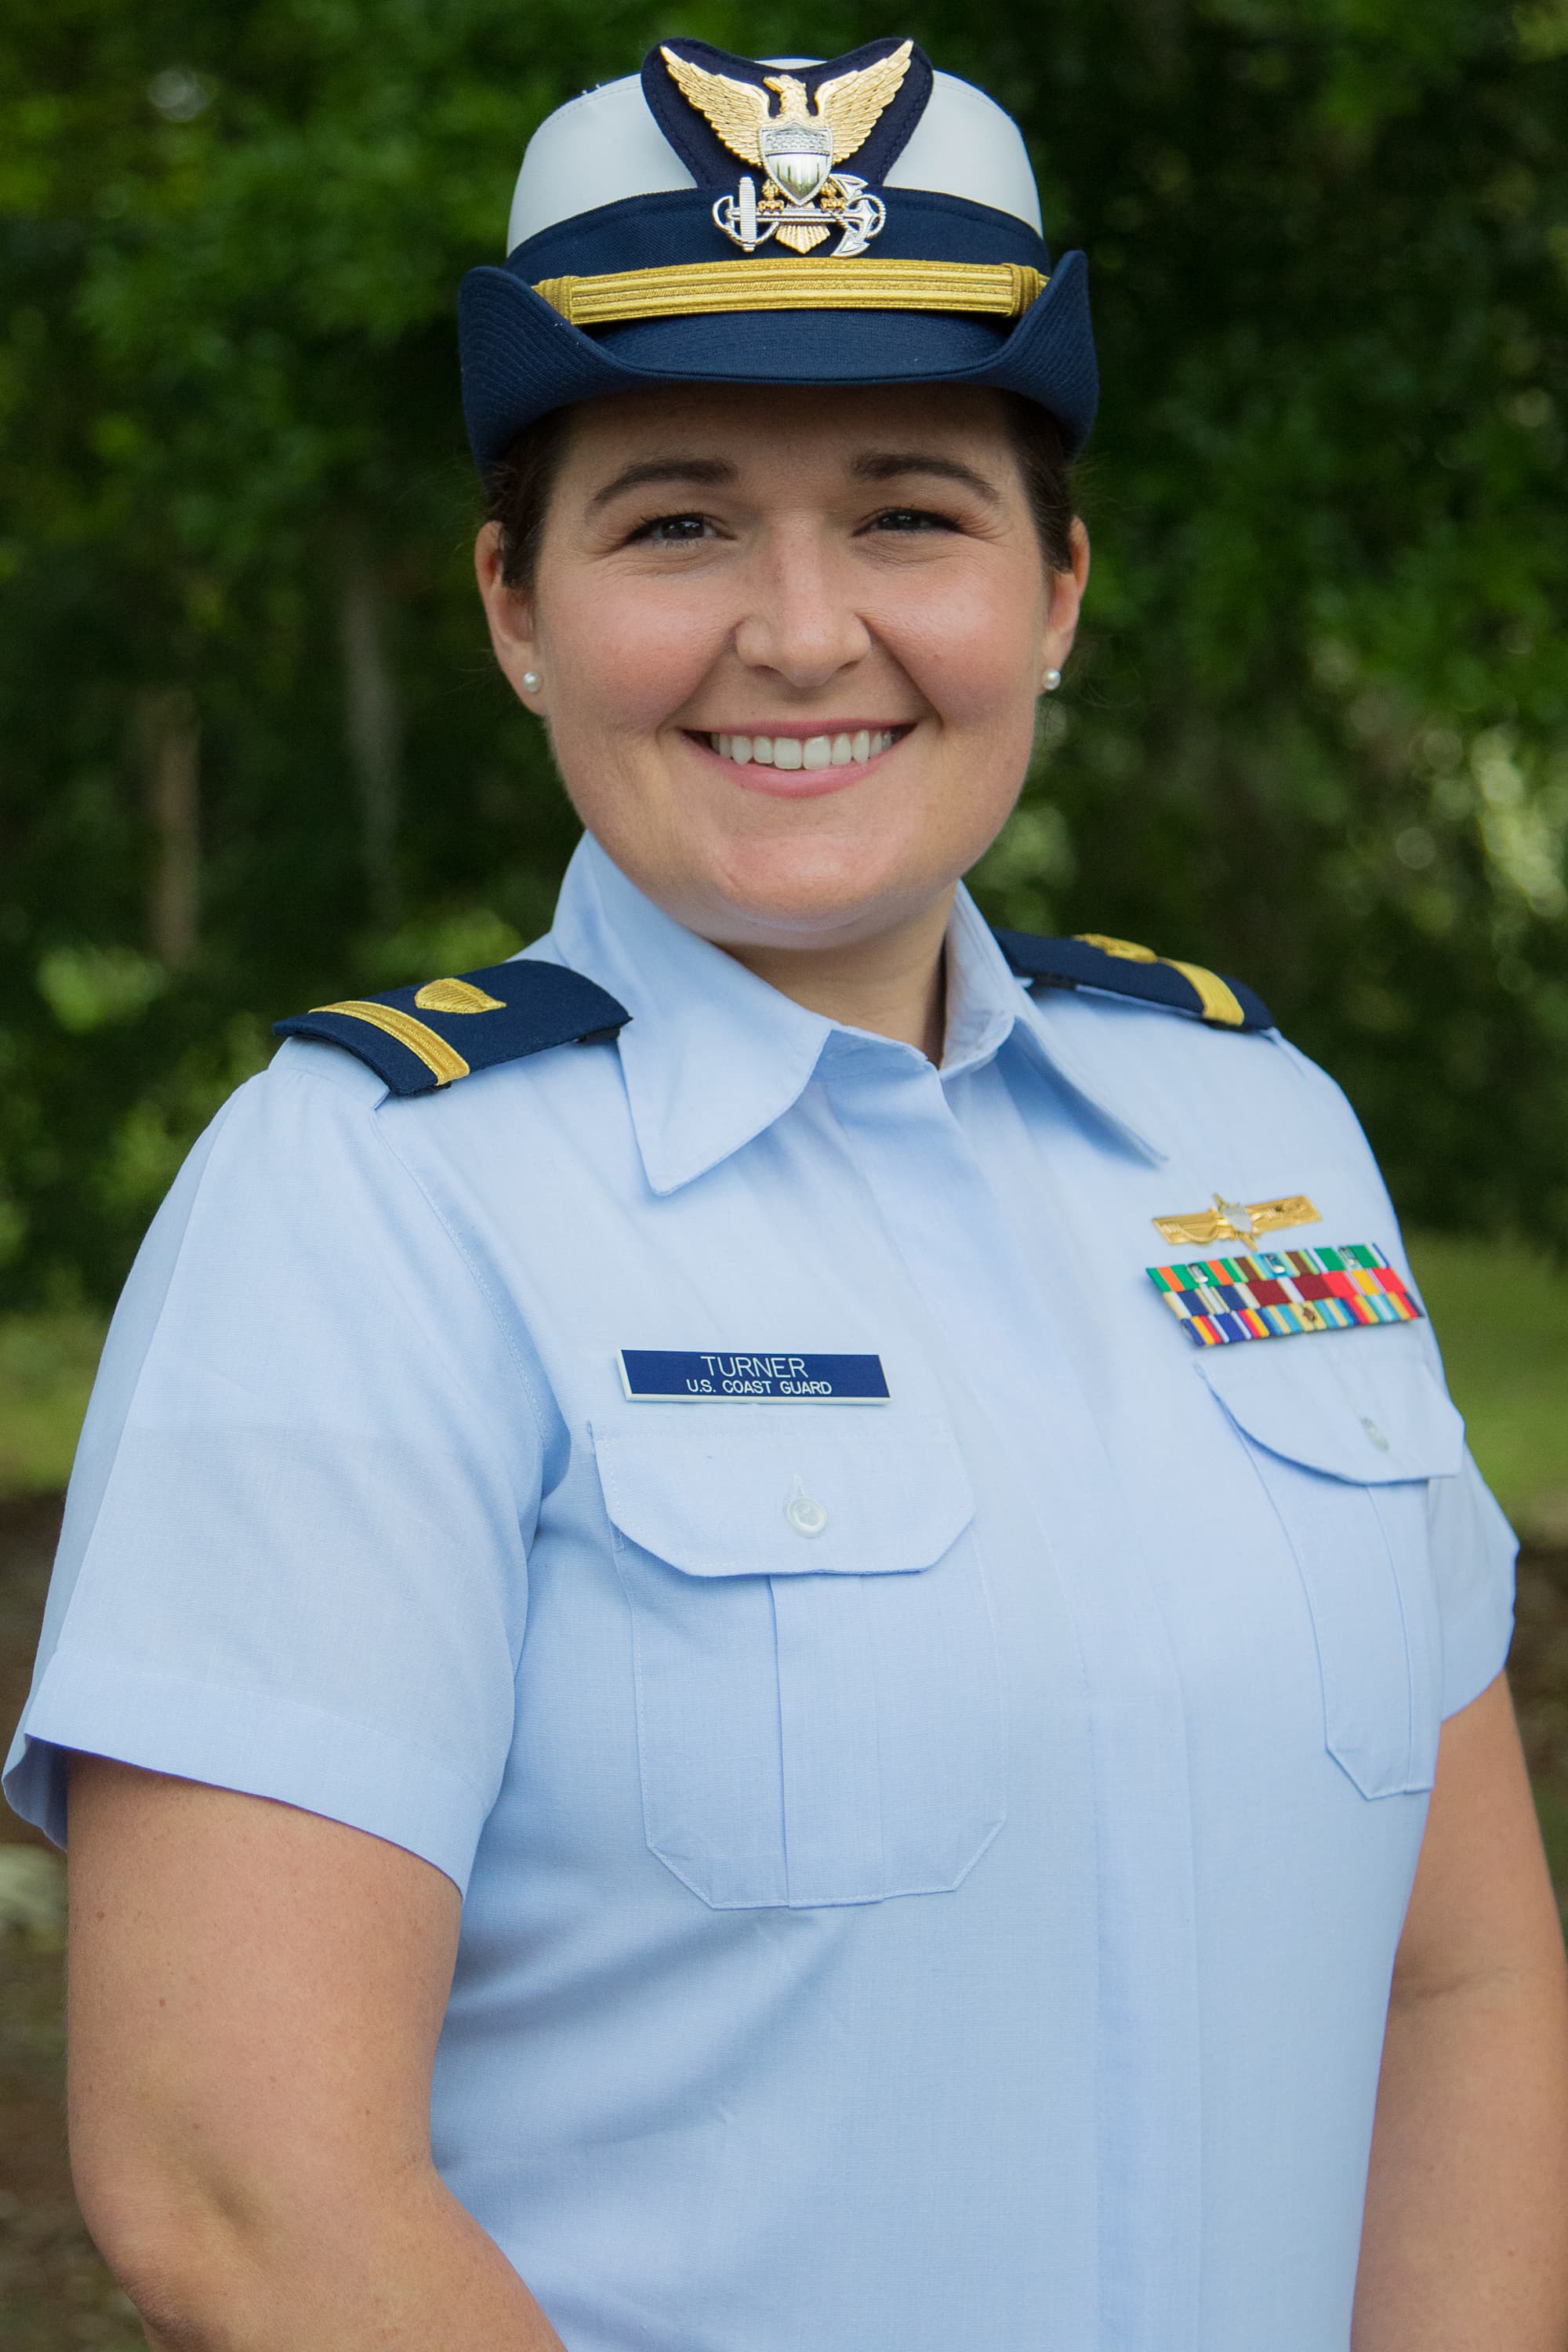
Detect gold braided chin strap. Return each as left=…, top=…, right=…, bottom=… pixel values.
left=532, top=258, right=1048, bottom=329
left=1075, top=935, right=1247, bottom=1029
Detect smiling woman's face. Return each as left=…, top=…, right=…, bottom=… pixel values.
left=475, top=382, right=1087, bottom=953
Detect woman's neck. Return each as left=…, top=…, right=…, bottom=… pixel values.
left=719, top=892, right=953, bottom=1064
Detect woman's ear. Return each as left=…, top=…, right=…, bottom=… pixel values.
left=1040, top=517, right=1091, bottom=691
left=474, top=522, right=546, bottom=713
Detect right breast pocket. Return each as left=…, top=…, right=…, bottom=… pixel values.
left=1198, top=1334, right=1464, bottom=1799
left=592, top=1417, right=1006, bottom=1911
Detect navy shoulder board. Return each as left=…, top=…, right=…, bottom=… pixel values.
left=273, top=960, right=631, bottom=1098
left=993, top=928, right=1272, bottom=1032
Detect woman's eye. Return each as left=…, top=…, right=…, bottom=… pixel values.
left=630, top=513, right=715, bottom=546
left=867, top=506, right=959, bottom=535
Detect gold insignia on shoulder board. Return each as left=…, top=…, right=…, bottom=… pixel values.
left=1076, top=933, right=1159, bottom=962
left=1152, top=1193, right=1322, bottom=1248
left=662, top=41, right=912, bottom=256
left=414, top=978, right=506, bottom=1014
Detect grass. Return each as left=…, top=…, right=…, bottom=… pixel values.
left=1406, top=1234, right=1568, bottom=1541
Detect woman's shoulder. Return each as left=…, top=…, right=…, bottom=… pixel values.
left=269, top=954, right=630, bottom=1105
left=176, top=949, right=637, bottom=1261
left=1005, top=921, right=1377, bottom=1178
left=993, top=926, right=1273, bottom=1035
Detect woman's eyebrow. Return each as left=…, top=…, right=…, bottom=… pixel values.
left=589, top=456, right=737, bottom=510
left=851, top=452, right=1002, bottom=503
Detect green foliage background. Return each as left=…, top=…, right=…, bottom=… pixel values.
left=2, top=0, right=1566, bottom=1305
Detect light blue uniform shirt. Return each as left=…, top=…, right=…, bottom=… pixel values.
left=6, top=833, right=1515, bottom=2352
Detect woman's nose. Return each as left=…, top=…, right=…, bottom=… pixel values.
left=731, top=528, right=873, bottom=688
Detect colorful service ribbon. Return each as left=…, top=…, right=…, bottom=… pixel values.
left=1147, top=1242, right=1422, bottom=1348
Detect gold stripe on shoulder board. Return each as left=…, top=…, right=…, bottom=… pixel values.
left=1074, top=935, right=1245, bottom=1029
left=310, top=1000, right=470, bottom=1087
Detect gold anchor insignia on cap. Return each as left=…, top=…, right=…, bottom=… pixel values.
left=1152, top=1192, right=1323, bottom=1248
left=661, top=41, right=912, bottom=256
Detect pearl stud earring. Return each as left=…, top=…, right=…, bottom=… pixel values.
left=521, top=670, right=541, bottom=692
left=1043, top=668, right=1062, bottom=692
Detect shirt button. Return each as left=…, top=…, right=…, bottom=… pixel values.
left=1361, top=1417, right=1391, bottom=1452
left=785, top=1475, right=828, bottom=1537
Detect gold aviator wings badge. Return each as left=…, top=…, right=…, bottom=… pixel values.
left=1152, top=1194, right=1322, bottom=1249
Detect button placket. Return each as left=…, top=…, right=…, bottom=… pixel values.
left=818, top=1045, right=1204, bottom=2352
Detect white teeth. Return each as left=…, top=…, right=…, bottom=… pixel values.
left=707, top=728, right=899, bottom=767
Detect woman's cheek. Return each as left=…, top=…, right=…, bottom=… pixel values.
left=883, top=580, right=1042, bottom=725
left=546, top=577, right=720, bottom=732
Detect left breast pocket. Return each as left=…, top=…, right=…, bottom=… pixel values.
left=591, top=1417, right=1005, bottom=1910
left=1197, top=1334, right=1464, bottom=1799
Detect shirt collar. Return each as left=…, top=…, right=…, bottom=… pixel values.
left=544, top=833, right=1166, bottom=1192
left=944, top=887, right=1168, bottom=1164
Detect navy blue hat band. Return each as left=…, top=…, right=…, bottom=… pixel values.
left=507, top=186, right=1051, bottom=286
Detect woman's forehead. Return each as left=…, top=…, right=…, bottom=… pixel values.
left=563, top=383, right=1015, bottom=477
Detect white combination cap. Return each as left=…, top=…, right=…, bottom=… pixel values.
left=459, top=37, right=1096, bottom=474
left=507, top=63, right=1043, bottom=254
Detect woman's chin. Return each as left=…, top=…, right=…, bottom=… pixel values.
left=686, top=837, right=950, bottom=946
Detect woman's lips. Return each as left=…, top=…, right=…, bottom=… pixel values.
left=685, top=725, right=910, bottom=797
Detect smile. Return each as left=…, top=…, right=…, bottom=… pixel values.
left=702, top=728, right=901, bottom=771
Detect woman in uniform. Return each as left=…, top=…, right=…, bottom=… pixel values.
left=8, top=38, right=1567, bottom=2352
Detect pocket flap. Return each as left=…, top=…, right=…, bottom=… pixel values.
left=590, top=1417, right=975, bottom=1577
left=1196, top=1330, right=1464, bottom=1483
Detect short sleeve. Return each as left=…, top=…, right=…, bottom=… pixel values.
left=1428, top=1444, right=1518, bottom=1719
left=2, top=1046, right=543, bottom=1892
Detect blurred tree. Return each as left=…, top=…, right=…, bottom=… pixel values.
left=0, top=0, right=1565, bottom=1304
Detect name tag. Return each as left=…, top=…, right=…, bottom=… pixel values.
left=619, top=1349, right=890, bottom=1403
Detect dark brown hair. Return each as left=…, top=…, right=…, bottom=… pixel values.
left=483, top=390, right=1076, bottom=590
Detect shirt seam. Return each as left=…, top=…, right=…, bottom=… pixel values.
left=274, top=1058, right=556, bottom=1471
left=46, top=1090, right=249, bottom=1651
